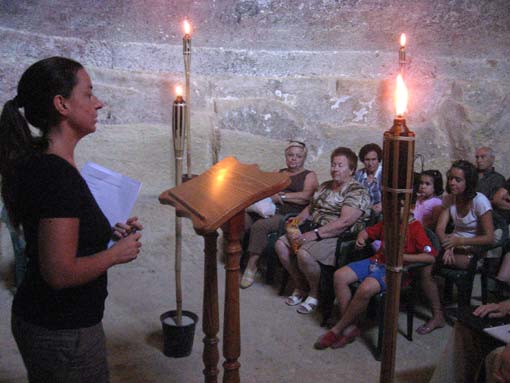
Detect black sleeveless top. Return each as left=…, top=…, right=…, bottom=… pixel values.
left=278, top=169, right=313, bottom=215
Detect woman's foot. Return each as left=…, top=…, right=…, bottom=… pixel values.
left=296, top=296, right=319, bottom=314
left=314, top=331, right=341, bottom=350
left=416, top=318, right=445, bottom=335
left=331, top=326, right=361, bottom=349
left=285, top=290, right=305, bottom=306
left=240, top=269, right=257, bottom=289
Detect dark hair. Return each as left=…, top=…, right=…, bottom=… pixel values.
left=358, top=143, right=382, bottom=162
left=446, top=160, right=478, bottom=199
left=0, top=57, right=83, bottom=226
left=330, top=147, right=358, bottom=173
left=421, top=169, right=444, bottom=196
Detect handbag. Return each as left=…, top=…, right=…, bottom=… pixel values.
left=246, top=197, right=276, bottom=218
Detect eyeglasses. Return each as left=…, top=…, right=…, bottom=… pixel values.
left=288, top=140, right=306, bottom=148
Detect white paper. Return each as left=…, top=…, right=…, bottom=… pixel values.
left=483, top=324, right=510, bottom=344
left=81, top=162, right=142, bottom=229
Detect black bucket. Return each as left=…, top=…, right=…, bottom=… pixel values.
left=160, top=310, right=199, bottom=358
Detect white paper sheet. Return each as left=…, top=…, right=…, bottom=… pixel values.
left=483, top=324, right=510, bottom=344
left=81, top=162, right=142, bottom=229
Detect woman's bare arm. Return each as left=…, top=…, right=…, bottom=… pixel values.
left=38, top=218, right=141, bottom=289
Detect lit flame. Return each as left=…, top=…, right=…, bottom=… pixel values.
left=395, top=74, right=408, bottom=117
left=183, top=19, right=191, bottom=35
left=400, top=33, right=406, bottom=48
left=175, top=86, right=183, bottom=97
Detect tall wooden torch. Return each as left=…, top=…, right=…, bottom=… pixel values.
left=379, top=73, right=415, bottom=383
left=183, top=19, right=192, bottom=177
left=172, top=86, right=186, bottom=326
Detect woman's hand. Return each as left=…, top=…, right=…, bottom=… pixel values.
left=473, top=301, right=510, bottom=318
left=355, top=236, right=366, bottom=249
left=442, top=234, right=463, bottom=250
left=297, top=231, right=317, bottom=245
left=442, top=248, right=456, bottom=265
left=113, top=216, right=143, bottom=239
left=111, top=231, right=142, bottom=265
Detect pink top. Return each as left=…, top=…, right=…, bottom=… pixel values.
left=414, top=197, right=442, bottom=226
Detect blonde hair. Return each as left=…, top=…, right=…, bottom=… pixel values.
left=285, top=140, right=307, bottom=157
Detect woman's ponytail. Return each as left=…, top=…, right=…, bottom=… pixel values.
left=0, top=98, right=34, bottom=177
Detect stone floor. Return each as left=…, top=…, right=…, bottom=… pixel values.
left=0, top=225, right=475, bottom=383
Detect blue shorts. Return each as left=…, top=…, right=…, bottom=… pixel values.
left=347, top=258, right=387, bottom=292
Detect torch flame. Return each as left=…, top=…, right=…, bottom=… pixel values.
left=400, top=33, right=406, bottom=48
left=183, top=19, right=191, bottom=35
left=395, top=74, right=408, bottom=117
left=175, top=86, right=183, bottom=97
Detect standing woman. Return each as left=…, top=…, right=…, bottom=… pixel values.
left=241, top=141, right=318, bottom=288
left=0, top=57, right=142, bottom=382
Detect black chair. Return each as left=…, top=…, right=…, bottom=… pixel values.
left=241, top=213, right=296, bottom=288
left=480, top=225, right=510, bottom=304
left=319, top=236, right=367, bottom=327
left=439, top=220, right=508, bottom=308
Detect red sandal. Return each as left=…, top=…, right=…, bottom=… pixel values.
left=314, top=331, right=341, bottom=350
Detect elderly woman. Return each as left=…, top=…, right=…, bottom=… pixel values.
left=354, top=143, right=383, bottom=221
left=275, top=147, right=371, bottom=314
left=240, top=141, right=319, bottom=289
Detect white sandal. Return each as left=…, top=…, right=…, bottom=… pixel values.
left=297, top=296, right=319, bottom=314
left=285, top=293, right=304, bottom=306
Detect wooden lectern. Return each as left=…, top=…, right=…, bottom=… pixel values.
left=159, top=157, right=290, bottom=383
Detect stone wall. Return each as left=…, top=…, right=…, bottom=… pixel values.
left=1, top=0, right=510, bottom=263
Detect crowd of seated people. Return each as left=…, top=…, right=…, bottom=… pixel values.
left=241, top=142, right=510, bottom=352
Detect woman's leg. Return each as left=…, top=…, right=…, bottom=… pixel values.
left=11, top=315, right=109, bottom=383
left=496, top=252, right=510, bottom=283
left=276, top=238, right=307, bottom=295
left=244, top=215, right=283, bottom=274
left=296, top=248, right=321, bottom=299
left=417, top=264, right=445, bottom=333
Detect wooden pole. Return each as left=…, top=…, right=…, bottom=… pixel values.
left=172, top=96, right=186, bottom=326
left=183, top=37, right=192, bottom=177
left=379, top=118, right=415, bottom=383
left=174, top=157, right=183, bottom=326
left=202, top=231, right=220, bottom=383
left=221, top=212, right=243, bottom=383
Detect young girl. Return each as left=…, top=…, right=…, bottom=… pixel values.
left=414, top=170, right=444, bottom=230
left=413, top=170, right=445, bottom=335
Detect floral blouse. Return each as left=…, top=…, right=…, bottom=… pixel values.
left=310, top=179, right=371, bottom=233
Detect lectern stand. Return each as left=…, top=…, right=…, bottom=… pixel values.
left=159, top=157, right=290, bottom=383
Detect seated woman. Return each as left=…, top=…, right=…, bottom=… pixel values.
left=314, top=207, right=436, bottom=350
left=354, top=143, right=383, bottom=223
left=436, top=160, right=495, bottom=270
left=240, top=141, right=318, bottom=289
left=421, top=160, right=495, bottom=331
left=275, top=147, right=370, bottom=314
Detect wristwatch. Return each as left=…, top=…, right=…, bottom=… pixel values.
left=314, top=228, right=323, bottom=240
